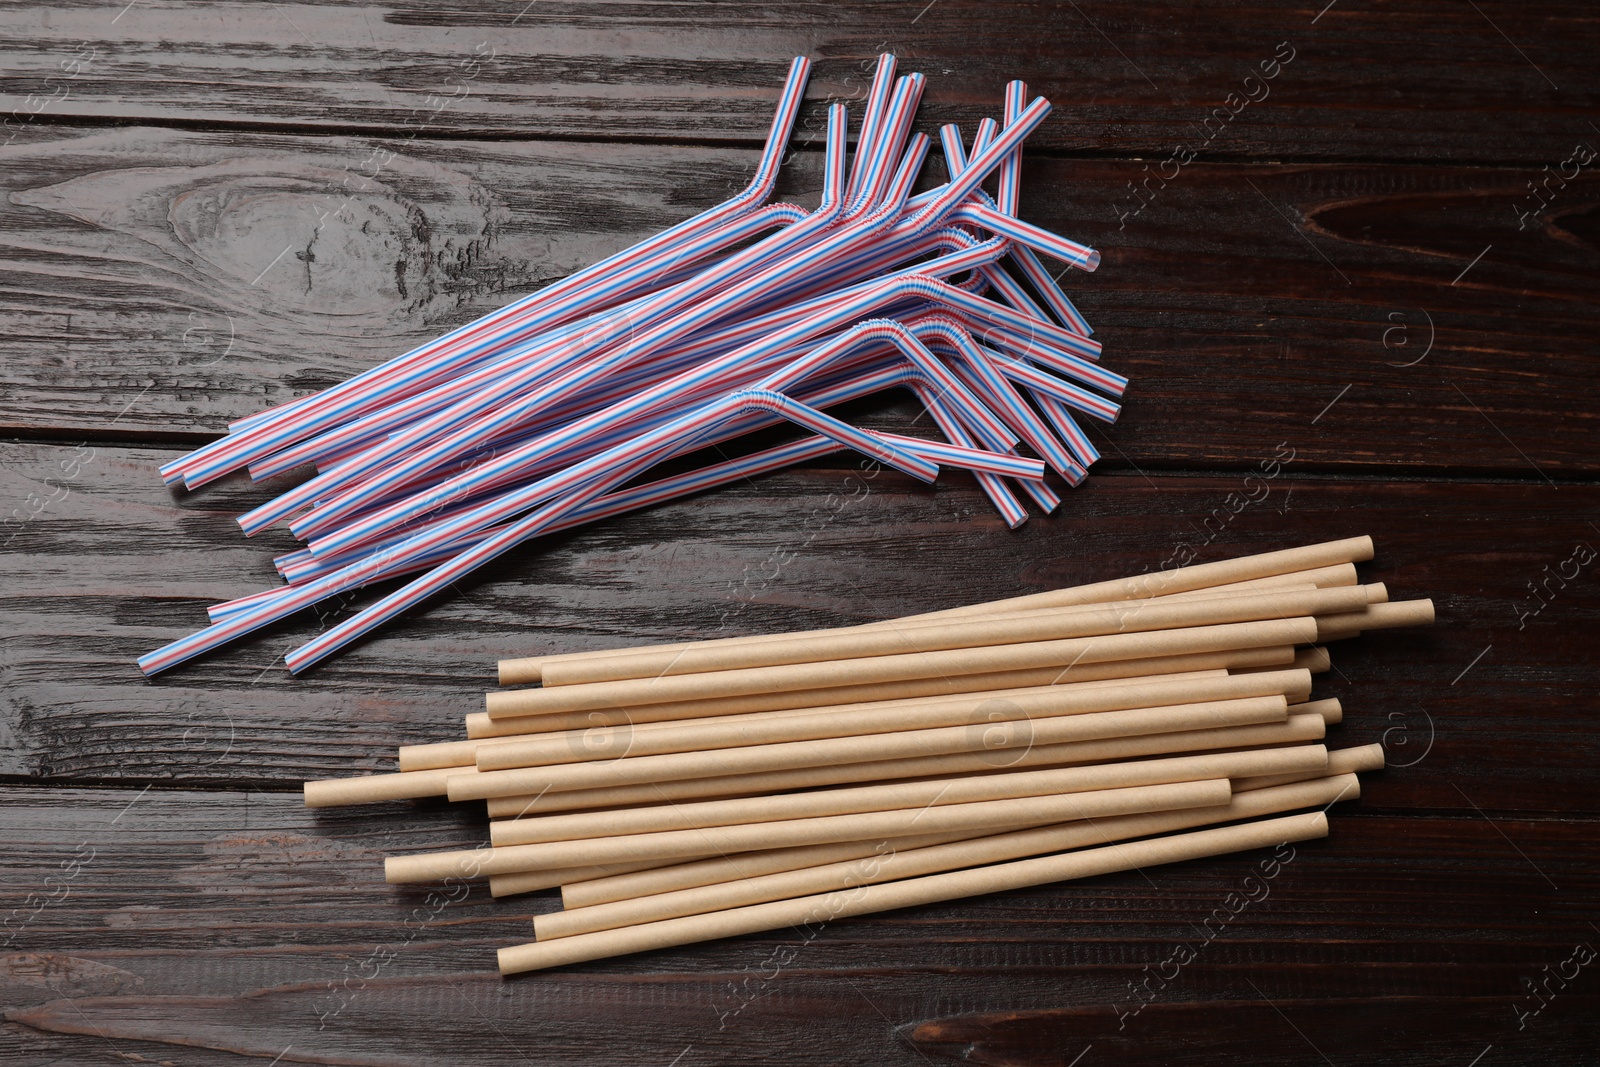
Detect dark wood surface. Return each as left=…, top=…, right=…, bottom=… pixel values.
left=2, top=2, right=1597, bottom=1064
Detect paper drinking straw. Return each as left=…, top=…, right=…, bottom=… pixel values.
left=394, top=776, right=1245, bottom=882
left=483, top=617, right=1315, bottom=719
left=532, top=586, right=1364, bottom=686
left=482, top=647, right=1297, bottom=738
left=907, top=537, right=1376, bottom=623
left=408, top=666, right=1239, bottom=772
left=487, top=744, right=1318, bottom=848
left=538, top=773, right=1353, bottom=939
left=498, top=812, right=1330, bottom=974
left=497, top=560, right=1345, bottom=691
left=557, top=767, right=1350, bottom=911
left=403, top=662, right=1235, bottom=771
left=1236, top=743, right=1384, bottom=791
left=480, top=710, right=1326, bottom=820
left=479, top=670, right=1310, bottom=772
left=556, top=739, right=1344, bottom=915
left=1315, top=599, right=1436, bottom=640
left=449, top=697, right=1298, bottom=805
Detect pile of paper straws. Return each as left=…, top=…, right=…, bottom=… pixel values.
left=303, top=536, right=1435, bottom=974
left=139, top=55, right=1121, bottom=677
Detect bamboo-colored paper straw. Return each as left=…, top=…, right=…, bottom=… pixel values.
left=304, top=766, right=459, bottom=809
left=485, top=858, right=689, bottom=898
left=553, top=830, right=988, bottom=908
left=899, top=537, right=1372, bottom=620
left=1315, top=599, right=1436, bottom=641
left=405, top=667, right=1237, bottom=772
left=529, top=580, right=1358, bottom=691
left=1293, top=697, right=1341, bottom=724
left=487, top=739, right=1324, bottom=848
left=1233, top=645, right=1329, bottom=676
left=536, top=772, right=1359, bottom=939
left=485, top=617, right=1318, bottom=719
left=558, top=749, right=1365, bottom=908
left=497, top=811, right=1330, bottom=974
left=483, top=710, right=1327, bottom=819
left=537, top=585, right=1374, bottom=687
left=390, top=775, right=1245, bottom=883
left=500, top=561, right=1356, bottom=686
left=476, top=668, right=1312, bottom=773
left=449, top=694, right=1294, bottom=803
left=1236, top=741, right=1384, bottom=790
left=307, top=680, right=1308, bottom=812
left=497, top=542, right=1367, bottom=684
left=471, top=644, right=1298, bottom=738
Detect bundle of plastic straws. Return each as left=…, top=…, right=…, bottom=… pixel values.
left=141, top=54, right=1123, bottom=676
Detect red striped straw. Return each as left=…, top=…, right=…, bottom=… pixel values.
left=143, top=54, right=1127, bottom=675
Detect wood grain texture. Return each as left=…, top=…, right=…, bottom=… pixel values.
left=0, top=127, right=1595, bottom=472
left=1, top=440, right=1596, bottom=818
left=1, top=786, right=1595, bottom=1066
left=0, top=1, right=1592, bottom=163
left=2, top=1, right=1597, bottom=1062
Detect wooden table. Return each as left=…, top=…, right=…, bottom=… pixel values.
left=2, top=3, right=1596, bottom=1063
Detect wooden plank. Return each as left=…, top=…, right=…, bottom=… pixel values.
left=1, top=786, right=1595, bottom=1065
left=2, top=440, right=1596, bottom=814
left=0, top=127, right=1595, bottom=471
left=0, top=1, right=1592, bottom=164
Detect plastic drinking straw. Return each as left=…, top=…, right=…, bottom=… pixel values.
left=935, top=122, right=1057, bottom=327
left=208, top=432, right=856, bottom=622
left=1033, top=390, right=1102, bottom=469
left=844, top=55, right=897, bottom=207
left=238, top=329, right=972, bottom=614
left=284, top=132, right=933, bottom=548
left=246, top=205, right=818, bottom=483
left=236, top=194, right=825, bottom=532
left=951, top=201, right=1100, bottom=272
left=998, top=81, right=1025, bottom=216
left=981, top=340, right=1122, bottom=422
left=142, top=388, right=941, bottom=676
left=848, top=76, right=926, bottom=217
left=159, top=59, right=1125, bottom=671
left=846, top=73, right=919, bottom=219
left=284, top=265, right=962, bottom=570
left=208, top=351, right=1039, bottom=623
left=256, top=349, right=916, bottom=582
left=245, top=59, right=810, bottom=448
left=917, top=387, right=1029, bottom=529
left=245, top=203, right=815, bottom=483
left=302, top=316, right=1016, bottom=562
left=909, top=313, right=1082, bottom=479
left=161, top=57, right=814, bottom=490
left=246, top=102, right=861, bottom=540
left=993, top=86, right=1092, bottom=337
left=932, top=119, right=1091, bottom=338
left=278, top=388, right=944, bottom=672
